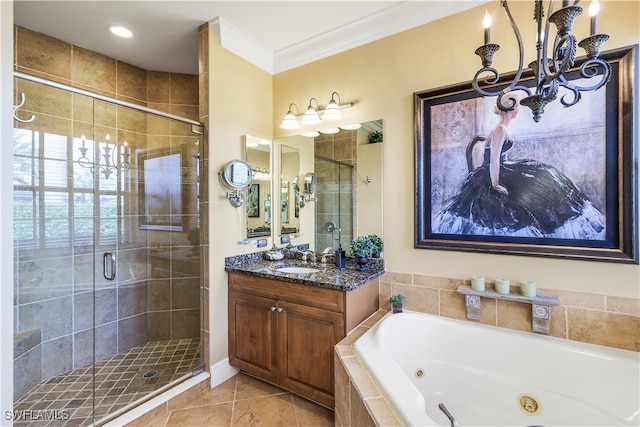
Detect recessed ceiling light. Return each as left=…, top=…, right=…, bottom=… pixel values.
left=108, top=25, right=133, bottom=38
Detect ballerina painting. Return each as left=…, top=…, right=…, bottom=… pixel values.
left=432, top=99, right=606, bottom=240
left=414, top=45, right=638, bottom=264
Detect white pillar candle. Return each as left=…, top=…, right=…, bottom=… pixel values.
left=520, top=281, right=537, bottom=297
left=494, top=278, right=511, bottom=294
left=471, top=276, right=485, bottom=291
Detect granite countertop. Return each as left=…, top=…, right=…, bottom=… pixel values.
left=225, top=252, right=385, bottom=291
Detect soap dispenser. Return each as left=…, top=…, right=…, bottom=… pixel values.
left=335, top=244, right=346, bottom=270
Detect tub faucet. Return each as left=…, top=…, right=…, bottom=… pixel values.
left=438, top=403, right=458, bottom=427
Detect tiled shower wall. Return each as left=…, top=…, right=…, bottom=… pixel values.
left=314, top=130, right=357, bottom=252
left=13, top=26, right=201, bottom=400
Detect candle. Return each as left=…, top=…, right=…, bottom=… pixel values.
left=471, top=276, right=485, bottom=292
left=482, top=10, right=492, bottom=44
left=589, top=0, right=600, bottom=35
left=494, top=278, right=510, bottom=294
left=520, top=281, right=537, bottom=298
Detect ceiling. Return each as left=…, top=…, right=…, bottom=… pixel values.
left=14, top=1, right=488, bottom=75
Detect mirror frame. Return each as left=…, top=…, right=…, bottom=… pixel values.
left=220, top=159, right=253, bottom=190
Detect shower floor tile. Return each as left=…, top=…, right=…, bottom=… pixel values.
left=13, top=338, right=201, bottom=427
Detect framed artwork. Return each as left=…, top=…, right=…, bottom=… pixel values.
left=247, top=183, right=260, bottom=218
left=415, top=45, right=637, bottom=263
left=138, top=148, right=184, bottom=231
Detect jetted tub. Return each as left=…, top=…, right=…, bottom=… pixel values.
left=354, top=311, right=639, bottom=426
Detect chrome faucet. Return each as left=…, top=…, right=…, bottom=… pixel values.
left=301, top=250, right=317, bottom=263
left=438, top=403, right=458, bottom=427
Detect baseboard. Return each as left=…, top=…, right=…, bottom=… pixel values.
left=209, top=357, right=240, bottom=388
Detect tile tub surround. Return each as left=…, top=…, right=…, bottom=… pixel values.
left=379, top=271, right=640, bottom=352
left=335, top=310, right=401, bottom=427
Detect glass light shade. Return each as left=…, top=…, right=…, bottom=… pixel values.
left=279, top=111, right=300, bottom=129
left=301, top=131, right=320, bottom=137
left=322, top=101, right=342, bottom=120
left=302, top=107, right=321, bottom=125
left=340, top=123, right=361, bottom=130
left=319, top=127, right=340, bottom=134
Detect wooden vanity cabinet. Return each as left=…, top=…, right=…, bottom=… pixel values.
left=228, top=272, right=378, bottom=408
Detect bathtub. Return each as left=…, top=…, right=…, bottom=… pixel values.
left=354, top=311, right=640, bottom=426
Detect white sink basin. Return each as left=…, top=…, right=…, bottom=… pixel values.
left=276, top=266, right=320, bottom=274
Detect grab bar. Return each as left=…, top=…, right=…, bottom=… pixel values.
left=103, top=252, right=116, bottom=281
left=438, top=403, right=459, bottom=427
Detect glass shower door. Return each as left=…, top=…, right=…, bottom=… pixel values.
left=13, top=76, right=203, bottom=425
left=13, top=76, right=99, bottom=424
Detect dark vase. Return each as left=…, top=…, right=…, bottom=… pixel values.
left=392, top=303, right=403, bottom=313
left=355, top=256, right=369, bottom=271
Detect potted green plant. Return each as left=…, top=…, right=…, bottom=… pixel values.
left=368, top=130, right=383, bottom=144
left=389, top=294, right=405, bottom=313
left=366, top=234, right=383, bottom=258
left=350, top=235, right=375, bottom=271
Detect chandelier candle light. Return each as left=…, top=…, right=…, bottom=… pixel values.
left=78, top=133, right=130, bottom=179
left=473, top=0, right=611, bottom=122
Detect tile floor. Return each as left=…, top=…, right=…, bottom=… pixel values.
left=13, top=338, right=201, bottom=426
left=126, top=373, right=335, bottom=427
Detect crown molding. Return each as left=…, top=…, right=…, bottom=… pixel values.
left=212, top=1, right=488, bottom=75
left=210, top=16, right=274, bottom=74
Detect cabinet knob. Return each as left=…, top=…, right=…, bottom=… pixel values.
left=270, top=306, right=277, bottom=311
left=277, top=307, right=284, bottom=313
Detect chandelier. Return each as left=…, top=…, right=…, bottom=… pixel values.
left=473, top=0, right=611, bottom=122
left=78, top=134, right=130, bottom=179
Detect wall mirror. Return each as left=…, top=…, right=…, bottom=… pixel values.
left=274, top=120, right=384, bottom=255
left=280, top=145, right=300, bottom=235
left=245, top=135, right=272, bottom=239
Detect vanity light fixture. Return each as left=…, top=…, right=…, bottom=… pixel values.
left=279, top=103, right=301, bottom=129
left=108, top=25, right=133, bottom=38
left=322, top=92, right=343, bottom=120
left=340, top=123, right=362, bottom=130
left=473, top=0, right=611, bottom=122
left=278, top=92, right=355, bottom=130
left=301, top=131, right=320, bottom=138
left=319, top=127, right=340, bottom=134
left=302, top=98, right=321, bottom=125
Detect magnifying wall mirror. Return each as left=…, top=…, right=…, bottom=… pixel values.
left=245, top=135, right=272, bottom=239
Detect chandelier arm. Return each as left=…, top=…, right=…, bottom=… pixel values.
left=501, top=1, right=527, bottom=92
left=548, top=33, right=577, bottom=81
left=558, top=85, right=581, bottom=107
left=472, top=68, right=502, bottom=96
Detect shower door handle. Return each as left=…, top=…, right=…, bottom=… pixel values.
left=103, top=252, right=116, bottom=281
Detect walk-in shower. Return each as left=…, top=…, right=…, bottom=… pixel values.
left=12, top=73, right=204, bottom=426
left=314, top=156, right=354, bottom=252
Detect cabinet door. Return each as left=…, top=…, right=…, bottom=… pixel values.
left=278, top=301, right=345, bottom=408
left=228, top=291, right=279, bottom=383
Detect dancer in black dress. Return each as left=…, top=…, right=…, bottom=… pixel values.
left=433, top=105, right=605, bottom=239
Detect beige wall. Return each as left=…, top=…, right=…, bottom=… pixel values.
left=206, top=27, right=273, bottom=367
left=273, top=1, right=640, bottom=300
